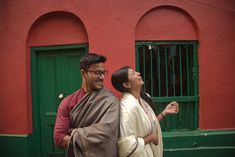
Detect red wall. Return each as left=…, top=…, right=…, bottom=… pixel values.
left=0, top=0, right=235, bottom=134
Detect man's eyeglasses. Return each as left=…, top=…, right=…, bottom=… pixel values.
left=87, top=70, right=108, bottom=77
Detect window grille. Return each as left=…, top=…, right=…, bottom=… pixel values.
left=136, top=41, right=199, bottom=130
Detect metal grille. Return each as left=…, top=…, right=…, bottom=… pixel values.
left=136, top=41, right=199, bottom=130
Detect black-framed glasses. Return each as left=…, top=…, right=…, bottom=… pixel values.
left=87, top=70, right=108, bottom=77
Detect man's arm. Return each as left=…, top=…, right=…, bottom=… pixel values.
left=54, top=98, right=71, bottom=148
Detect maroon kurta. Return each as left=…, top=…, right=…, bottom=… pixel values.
left=67, top=88, right=120, bottom=157
left=54, top=88, right=86, bottom=147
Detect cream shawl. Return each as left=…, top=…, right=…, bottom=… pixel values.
left=118, top=93, right=163, bottom=157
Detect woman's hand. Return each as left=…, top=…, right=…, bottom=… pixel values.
left=162, top=101, right=179, bottom=116
left=143, top=133, right=158, bottom=145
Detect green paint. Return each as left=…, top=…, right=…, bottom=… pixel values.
left=30, top=44, right=87, bottom=157
left=1, top=130, right=235, bottom=157
left=163, top=130, right=235, bottom=157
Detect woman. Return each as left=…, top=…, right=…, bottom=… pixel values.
left=111, top=66, right=179, bottom=157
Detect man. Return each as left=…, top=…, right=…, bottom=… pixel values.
left=53, top=53, right=119, bottom=157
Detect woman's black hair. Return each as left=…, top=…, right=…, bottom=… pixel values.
left=111, top=66, right=130, bottom=93
left=111, top=66, right=157, bottom=112
left=140, top=87, right=157, bottom=112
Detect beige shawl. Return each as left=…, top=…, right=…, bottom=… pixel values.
left=66, top=88, right=120, bottom=157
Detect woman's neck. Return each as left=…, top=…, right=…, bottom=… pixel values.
left=129, top=88, right=141, bottom=100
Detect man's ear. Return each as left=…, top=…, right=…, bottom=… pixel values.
left=81, top=69, right=86, bottom=77
left=123, top=82, right=130, bottom=89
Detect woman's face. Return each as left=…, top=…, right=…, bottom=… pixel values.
left=127, top=68, right=144, bottom=90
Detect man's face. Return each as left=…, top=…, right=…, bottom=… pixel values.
left=83, top=62, right=107, bottom=91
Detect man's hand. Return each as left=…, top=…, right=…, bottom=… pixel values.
left=61, top=135, right=70, bottom=148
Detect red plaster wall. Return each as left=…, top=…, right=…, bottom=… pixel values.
left=136, top=6, right=198, bottom=40
left=0, top=0, right=235, bottom=134
left=29, top=12, right=88, bottom=46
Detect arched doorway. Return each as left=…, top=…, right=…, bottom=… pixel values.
left=28, top=11, right=88, bottom=157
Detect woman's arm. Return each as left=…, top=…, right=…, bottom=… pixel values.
left=157, top=101, right=179, bottom=121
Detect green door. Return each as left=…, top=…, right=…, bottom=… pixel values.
left=31, top=45, right=87, bottom=157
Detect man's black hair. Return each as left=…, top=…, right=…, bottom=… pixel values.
left=80, top=53, right=106, bottom=70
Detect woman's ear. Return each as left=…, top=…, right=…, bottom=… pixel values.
left=123, top=82, right=131, bottom=89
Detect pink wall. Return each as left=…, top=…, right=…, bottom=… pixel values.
left=0, top=0, right=235, bottom=134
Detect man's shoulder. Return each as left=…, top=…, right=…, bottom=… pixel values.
left=101, top=88, right=115, bottom=96
left=63, top=88, right=83, bottom=101
left=100, top=88, right=118, bottom=101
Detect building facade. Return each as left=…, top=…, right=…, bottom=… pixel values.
left=0, top=0, right=235, bottom=157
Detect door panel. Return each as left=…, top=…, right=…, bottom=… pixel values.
left=38, top=55, right=59, bottom=117
left=62, top=52, right=83, bottom=95
left=35, top=46, right=86, bottom=157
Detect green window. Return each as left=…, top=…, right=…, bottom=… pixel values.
left=136, top=41, right=199, bottom=131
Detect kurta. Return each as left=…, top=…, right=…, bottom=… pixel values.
left=118, top=93, right=163, bottom=157
left=54, top=88, right=86, bottom=147
left=66, top=88, right=120, bottom=157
